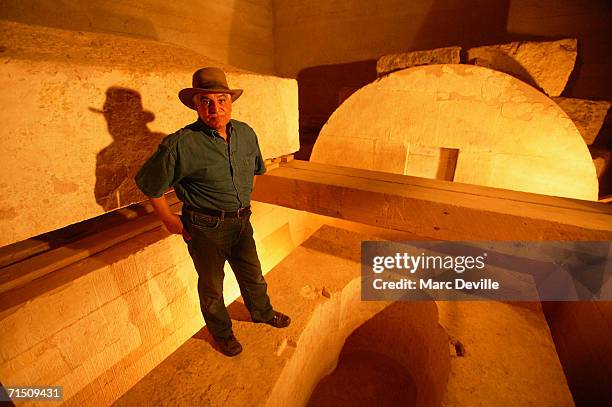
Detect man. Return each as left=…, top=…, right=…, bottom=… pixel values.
left=135, top=67, right=290, bottom=357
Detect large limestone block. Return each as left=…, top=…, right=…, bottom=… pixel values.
left=467, top=38, right=577, bottom=96
left=377, top=46, right=461, bottom=76
left=553, top=97, right=610, bottom=145
left=311, top=64, right=598, bottom=201
left=0, top=21, right=299, bottom=247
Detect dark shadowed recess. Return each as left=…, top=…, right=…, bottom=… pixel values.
left=295, top=0, right=612, bottom=165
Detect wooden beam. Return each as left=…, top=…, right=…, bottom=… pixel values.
left=252, top=160, right=612, bottom=240
left=0, top=193, right=181, bottom=294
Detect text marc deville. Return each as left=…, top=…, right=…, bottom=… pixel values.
left=372, top=278, right=500, bottom=290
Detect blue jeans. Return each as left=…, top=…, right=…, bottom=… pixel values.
left=181, top=207, right=274, bottom=339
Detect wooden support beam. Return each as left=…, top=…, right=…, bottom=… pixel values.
left=0, top=193, right=181, bottom=294
left=252, top=160, right=612, bottom=240
left=264, top=153, right=295, bottom=171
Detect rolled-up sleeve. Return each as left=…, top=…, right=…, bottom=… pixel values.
left=134, top=144, right=179, bottom=197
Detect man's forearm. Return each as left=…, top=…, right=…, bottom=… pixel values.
left=149, top=196, right=175, bottom=222
left=148, top=195, right=188, bottom=237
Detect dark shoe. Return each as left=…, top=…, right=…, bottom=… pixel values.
left=214, top=334, right=243, bottom=356
left=262, top=311, right=291, bottom=328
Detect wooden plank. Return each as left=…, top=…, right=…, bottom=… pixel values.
left=0, top=193, right=180, bottom=268
left=599, top=195, right=612, bottom=203
left=0, top=194, right=181, bottom=294
left=280, top=160, right=612, bottom=219
left=280, top=154, right=294, bottom=163
left=252, top=161, right=612, bottom=240
left=265, top=161, right=280, bottom=171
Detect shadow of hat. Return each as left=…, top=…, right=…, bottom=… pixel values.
left=89, top=87, right=155, bottom=123
left=178, top=67, right=243, bottom=110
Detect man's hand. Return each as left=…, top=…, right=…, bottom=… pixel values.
left=149, top=196, right=191, bottom=241
left=162, top=214, right=191, bottom=241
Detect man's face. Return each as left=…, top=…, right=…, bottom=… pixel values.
left=193, top=92, right=232, bottom=132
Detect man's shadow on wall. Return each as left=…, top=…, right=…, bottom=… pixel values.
left=91, top=87, right=166, bottom=210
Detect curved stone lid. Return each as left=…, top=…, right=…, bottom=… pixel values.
left=312, top=64, right=597, bottom=201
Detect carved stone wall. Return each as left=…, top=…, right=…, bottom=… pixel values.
left=0, top=0, right=275, bottom=74
left=274, top=0, right=612, bottom=100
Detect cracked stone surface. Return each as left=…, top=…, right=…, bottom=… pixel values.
left=467, top=38, right=577, bottom=97
left=553, top=97, right=610, bottom=145
left=377, top=46, right=461, bottom=76
left=311, top=64, right=597, bottom=201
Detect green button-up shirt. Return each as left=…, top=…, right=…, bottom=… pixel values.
left=135, top=118, right=266, bottom=211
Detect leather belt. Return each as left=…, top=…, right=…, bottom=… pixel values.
left=184, top=205, right=251, bottom=220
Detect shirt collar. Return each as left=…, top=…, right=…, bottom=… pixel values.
left=193, top=118, right=234, bottom=139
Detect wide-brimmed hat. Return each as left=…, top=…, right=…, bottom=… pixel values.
left=178, top=67, right=243, bottom=110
